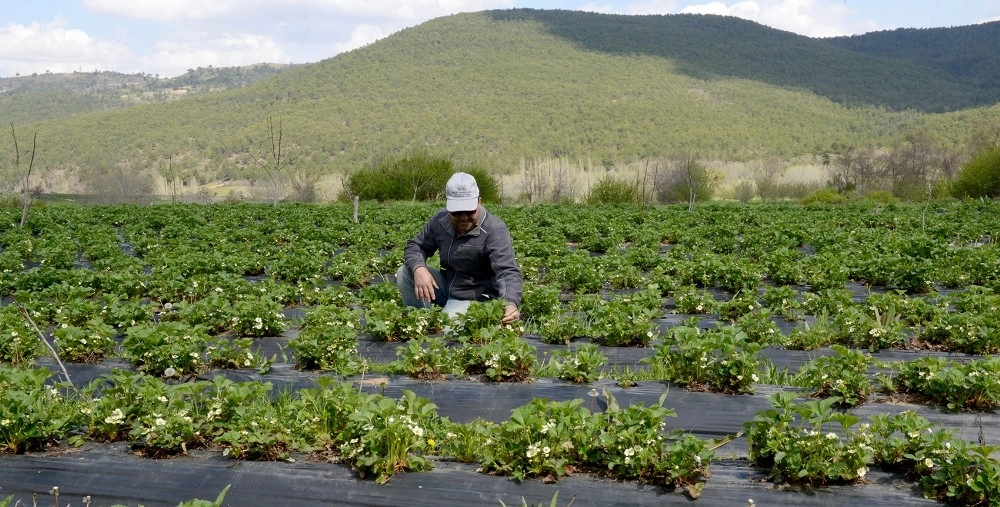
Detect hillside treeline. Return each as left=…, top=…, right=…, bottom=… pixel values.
left=0, top=10, right=998, bottom=203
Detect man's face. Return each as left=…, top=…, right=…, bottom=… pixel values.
left=449, top=205, right=479, bottom=235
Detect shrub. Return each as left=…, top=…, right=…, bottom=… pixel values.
left=654, top=155, right=717, bottom=204
left=861, top=189, right=900, bottom=204
left=585, top=176, right=639, bottom=204
left=341, top=152, right=500, bottom=203
left=951, top=147, right=1000, bottom=198
left=801, top=187, right=848, bottom=205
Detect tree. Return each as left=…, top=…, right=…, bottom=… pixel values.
left=826, top=143, right=887, bottom=195
left=287, top=161, right=323, bottom=203
left=161, top=155, right=180, bottom=203
left=83, top=161, right=155, bottom=204
left=249, top=116, right=296, bottom=205
left=885, top=129, right=945, bottom=200
left=749, top=156, right=785, bottom=201
left=9, top=123, right=40, bottom=228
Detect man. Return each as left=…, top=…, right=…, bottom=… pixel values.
left=397, top=172, right=522, bottom=323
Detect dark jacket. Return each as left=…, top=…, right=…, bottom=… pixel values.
left=403, top=208, right=522, bottom=307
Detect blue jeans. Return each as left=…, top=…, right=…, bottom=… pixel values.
left=395, top=265, right=472, bottom=319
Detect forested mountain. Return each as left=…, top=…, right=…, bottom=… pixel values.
left=1, top=9, right=998, bottom=194
left=486, top=10, right=1000, bottom=113
left=825, top=22, right=1000, bottom=110
left=0, top=64, right=296, bottom=125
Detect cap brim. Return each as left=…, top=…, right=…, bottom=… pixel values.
left=446, top=197, right=478, bottom=212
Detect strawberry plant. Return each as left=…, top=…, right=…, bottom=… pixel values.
left=266, top=246, right=327, bottom=284
left=732, top=309, right=783, bottom=345
left=761, top=248, right=805, bottom=286
left=549, top=252, right=604, bottom=293
left=596, top=392, right=713, bottom=496
left=518, top=282, right=561, bottom=323
left=0, top=307, right=39, bottom=364
left=670, top=285, right=717, bottom=314
left=295, top=283, right=358, bottom=307
left=865, top=290, right=944, bottom=326
left=792, top=345, right=873, bottom=407
left=834, top=304, right=906, bottom=350
left=889, top=356, right=1000, bottom=411
left=784, top=312, right=836, bottom=350
left=745, top=393, right=873, bottom=486
left=432, top=418, right=496, bottom=463
left=448, top=299, right=522, bottom=345
left=52, top=318, right=117, bottom=363
left=801, top=287, right=854, bottom=316
left=206, top=337, right=270, bottom=371
left=919, top=311, right=999, bottom=354
left=717, top=290, right=760, bottom=321
left=460, top=333, right=537, bottom=382
left=869, top=411, right=1000, bottom=506
left=98, top=297, right=153, bottom=329
left=599, top=254, right=646, bottom=290
left=0, top=367, right=79, bottom=453
left=217, top=389, right=299, bottom=461
left=646, top=326, right=762, bottom=394
left=289, top=306, right=363, bottom=373
left=229, top=296, right=286, bottom=338
left=78, top=369, right=159, bottom=442
left=169, top=292, right=233, bottom=334
left=339, top=390, right=437, bottom=483
left=589, top=298, right=658, bottom=347
left=395, top=337, right=459, bottom=380
left=122, top=321, right=210, bottom=377
left=761, top=284, right=802, bottom=320
left=364, top=299, right=447, bottom=342
left=539, top=343, right=606, bottom=383
left=478, top=398, right=596, bottom=482
left=533, top=311, right=587, bottom=345
left=128, top=382, right=209, bottom=457
left=284, top=378, right=365, bottom=450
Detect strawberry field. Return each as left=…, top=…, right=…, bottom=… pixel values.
left=1, top=200, right=999, bottom=506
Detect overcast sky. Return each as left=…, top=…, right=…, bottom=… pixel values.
left=2, top=0, right=999, bottom=79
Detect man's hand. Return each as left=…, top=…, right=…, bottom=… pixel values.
left=413, top=266, right=438, bottom=303
left=501, top=303, right=520, bottom=324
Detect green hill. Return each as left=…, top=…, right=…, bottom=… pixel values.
left=2, top=9, right=998, bottom=194
left=825, top=21, right=1000, bottom=110
left=485, top=10, right=1000, bottom=112
left=0, top=64, right=296, bottom=125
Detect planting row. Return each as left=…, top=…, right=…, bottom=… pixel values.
left=2, top=364, right=998, bottom=505
left=4, top=293, right=1000, bottom=414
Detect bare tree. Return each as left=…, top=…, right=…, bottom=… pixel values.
left=636, top=156, right=658, bottom=206
left=161, top=155, right=180, bottom=203
left=515, top=157, right=576, bottom=203
left=249, top=116, right=296, bottom=205
left=518, top=158, right=548, bottom=203
left=750, top=156, right=786, bottom=201
left=288, top=164, right=322, bottom=203
left=83, top=161, right=155, bottom=204
left=827, top=144, right=887, bottom=195
left=10, top=123, right=41, bottom=228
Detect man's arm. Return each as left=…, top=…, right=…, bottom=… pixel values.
left=403, top=215, right=440, bottom=274
left=486, top=225, right=522, bottom=322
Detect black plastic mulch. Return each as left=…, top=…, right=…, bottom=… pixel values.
left=0, top=443, right=941, bottom=507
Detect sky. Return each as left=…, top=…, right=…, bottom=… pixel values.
left=2, top=0, right=998, bottom=79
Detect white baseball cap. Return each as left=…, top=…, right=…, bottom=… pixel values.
left=445, top=172, right=480, bottom=212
